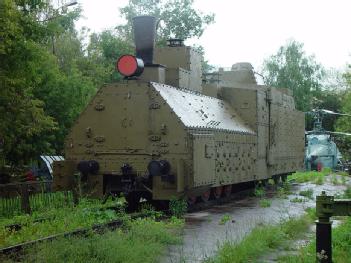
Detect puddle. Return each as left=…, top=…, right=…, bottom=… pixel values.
left=162, top=176, right=350, bottom=263
left=185, top=212, right=210, bottom=225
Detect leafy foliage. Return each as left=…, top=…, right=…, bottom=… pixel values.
left=0, top=0, right=216, bottom=166
left=262, top=40, right=325, bottom=112
left=169, top=197, right=187, bottom=218
left=335, top=72, right=351, bottom=158
left=118, top=0, right=215, bottom=43
left=0, top=1, right=106, bottom=163
left=0, top=0, right=57, bottom=164
left=87, top=30, right=133, bottom=84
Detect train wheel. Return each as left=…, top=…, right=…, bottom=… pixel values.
left=213, top=186, right=223, bottom=199
left=187, top=196, right=197, bottom=206
left=201, top=190, right=211, bottom=202
left=223, top=185, right=232, bottom=197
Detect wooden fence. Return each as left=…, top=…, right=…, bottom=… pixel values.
left=0, top=181, right=73, bottom=217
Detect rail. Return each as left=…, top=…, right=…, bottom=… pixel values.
left=0, top=210, right=168, bottom=256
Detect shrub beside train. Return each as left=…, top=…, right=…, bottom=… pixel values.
left=53, top=16, right=305, bottom=207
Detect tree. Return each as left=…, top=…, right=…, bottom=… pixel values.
left=117, top=0, right=215, bottom=44
left=0, top=0, right=57, bottom=165
left=86, top=30, right=133, bottom=84
left=0, top=0, right=98, bottom=164
left=192, top=44, right=214, bottom=73
left=335, top=70, right=351, bottom=158
left=262, top=40, right=325, bottom=112
left=310, top=89, right=345, bottom=131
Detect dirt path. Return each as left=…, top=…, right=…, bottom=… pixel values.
left=162, top=176, right=349, bottom=263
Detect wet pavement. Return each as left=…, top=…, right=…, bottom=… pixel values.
left=162, top=176, right=350, bottom=263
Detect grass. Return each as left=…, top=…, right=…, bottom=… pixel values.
left=277, top=182, right=292, bottom=199
left=0, top=191, right=74, bottom=218
left=277, top=186, right=351, bottom=263
left=206, top=213, right=314, bottom=263
left=331, top=174, right=348, bottom=185
left=278, top=217, right=351, bottom=263
left=336, top=171, right=349, bottom=177
left=341, top=175, right=347, bottom=185
left=343, top=186, right=351, bottom=198
left=288, top=167, right=350, bottom=186
left=288, top=168, right=332, bottom=184
left=304, top=207, right=316, bottom=220
left=299, top=189, right=314, bottom=200
left=253, top=184, right=271, bottom=207
left=334, top=186, right=351, bottom=199
left=3, top=217, right=183, bottom=263
left=0, top=198, right=125, bottom=248
left=169, top=197, right=187, bottom=218
left=259, top=199, right=271, bottom=207
left=290, top=197, right=305, bottom=203
left=331, top=174, right=342, bottom=185
left=254, top=186, right=266, bottom=198
left=219, top=214, right=231, bottom=225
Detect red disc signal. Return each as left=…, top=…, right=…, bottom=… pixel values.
left=116, top=55, right=144, bottom=77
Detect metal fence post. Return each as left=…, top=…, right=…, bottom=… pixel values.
left=316, top=191, right=333, bottom=263
left=316, top=220, right=332, bottom=263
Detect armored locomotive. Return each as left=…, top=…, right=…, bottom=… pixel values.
left=53, top=16, right=305, bottom=208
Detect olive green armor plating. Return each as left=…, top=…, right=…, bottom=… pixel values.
left=53, top=16, right=305, bottom=203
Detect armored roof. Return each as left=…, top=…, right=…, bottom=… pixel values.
left=151, top=82, right=255, bottom=134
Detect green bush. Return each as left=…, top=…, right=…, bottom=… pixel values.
left=169, top=197, right=187, bottom=218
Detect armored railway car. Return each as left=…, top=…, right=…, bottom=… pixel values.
left=53, top=16, right=305, bottom=208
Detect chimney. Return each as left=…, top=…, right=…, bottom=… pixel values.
left=133, top=16, right=156, bottom=65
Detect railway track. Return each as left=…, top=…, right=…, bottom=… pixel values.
left=0, top=210, right=168, bottom=257
left=0, top=182, right=257, bottom=258
left=3, top=204, right=124, bottom=232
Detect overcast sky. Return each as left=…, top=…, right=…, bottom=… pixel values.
left=75, top=0, right=351, bottom=71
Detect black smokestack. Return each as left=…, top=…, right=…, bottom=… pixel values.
left=133, top=16, right=156, bottom=65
